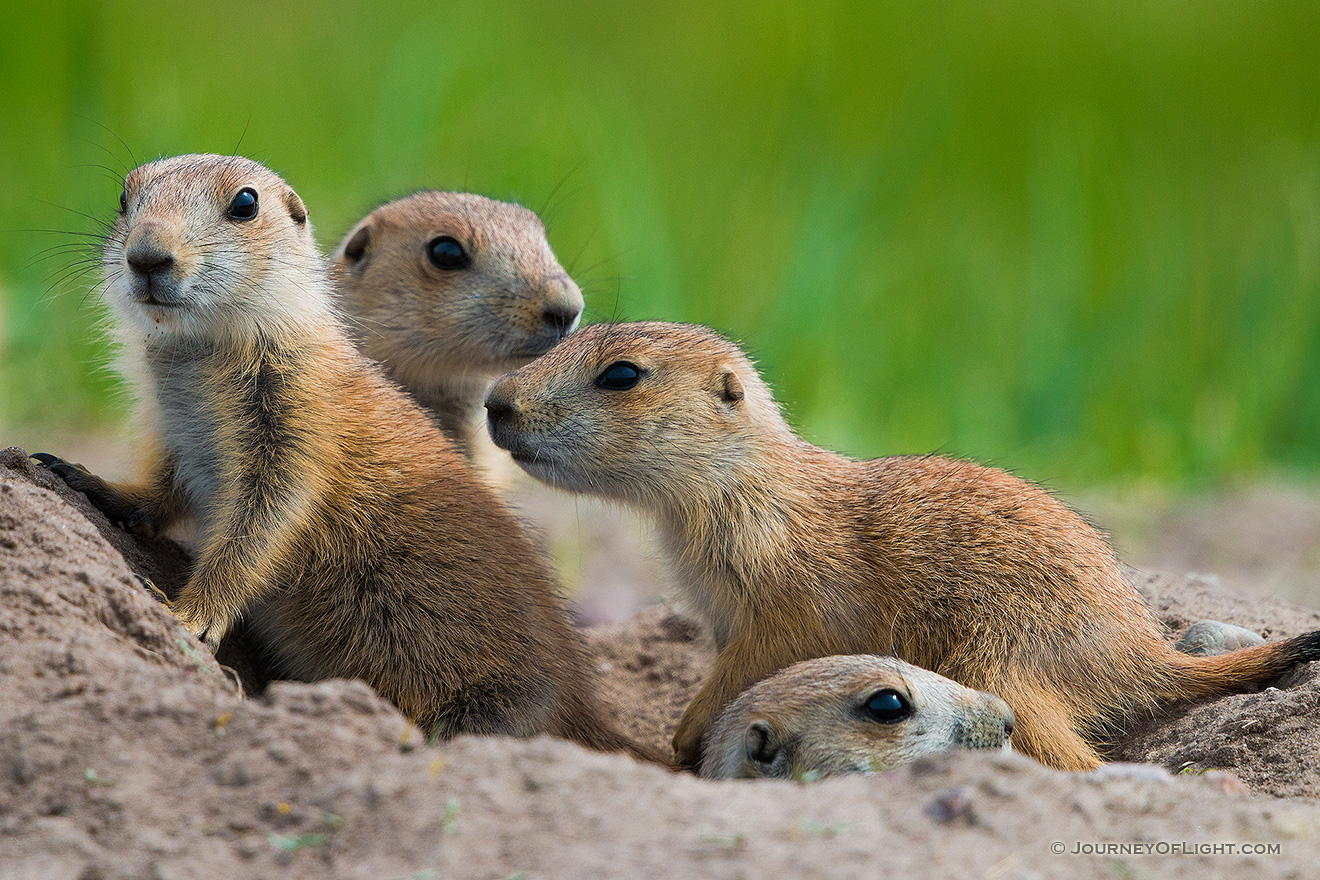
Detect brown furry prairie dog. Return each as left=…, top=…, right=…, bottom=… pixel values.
left=331, top=192, right=583, bottom=457
left=700, top=654, right=1014, bottom=780
left=33, top=155, right=661, bottom=764
left=484, top=321, right=1320, bottom=771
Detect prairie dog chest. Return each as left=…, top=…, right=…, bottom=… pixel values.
left=663, top=537, right=742, bottom=649
left=147, top=344, right=237, bottom=523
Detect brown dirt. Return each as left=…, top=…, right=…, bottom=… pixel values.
left=1113, top=570, right=1320, bottom=799
left=5, top=446, right=1320, bottom=879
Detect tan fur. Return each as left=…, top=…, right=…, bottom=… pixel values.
left=700, top=654, right=1013, bottom=780
left=485, top=321, right=1320, bottom=770
left=330, top=192, right=583, bottom=456
left=36, top=156, right=662, bottom=764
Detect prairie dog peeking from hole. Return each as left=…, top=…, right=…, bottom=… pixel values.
left=700, top=654, right=1014, bottom=780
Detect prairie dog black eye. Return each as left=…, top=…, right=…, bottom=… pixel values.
left=118, top=189, right=128, bottom=214
left=596, top=361, right=643, bottom=390
left=427, top=235, right=470, bottom=270
left=862, top=689, right=911, bottom=724
left=227, top=188, right=259, bottom=221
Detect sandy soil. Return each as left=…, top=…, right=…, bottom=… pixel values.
left=5, top=445, right=1320, bottom=879
left=1075, top=482, right=1320, bottom=611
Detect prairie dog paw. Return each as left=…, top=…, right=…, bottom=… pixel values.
left=132, top=574, right=171, bottom=605
left=172, top=600, right=233, bottom=650
left=31, top=453, right=160, bottom=538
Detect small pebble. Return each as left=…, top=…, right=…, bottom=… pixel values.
left=1176, top=620, right=1264, bottom=656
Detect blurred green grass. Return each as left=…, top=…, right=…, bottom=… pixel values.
left=2, top=0, right=1319, bottom=487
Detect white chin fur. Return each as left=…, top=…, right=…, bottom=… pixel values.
left=510, top=453, right=599, bottom=496
left=510, top=454, right=564, bottom=485
left=130, top=303, right=188, bottom=329
left=108, top=294, right=194, bottom=340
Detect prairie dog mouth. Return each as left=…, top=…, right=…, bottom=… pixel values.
left=504, top=444, right=551, bottom=466
left=485, top=425, right=533, bottom=458
left=127, top=278, right=186, bottom=309
left=136, top=296, right=182, bottom=308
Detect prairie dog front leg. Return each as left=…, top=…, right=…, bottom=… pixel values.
left=170, top=471, right=318, bottom=648
left=32, top=452, right=180, bottom=539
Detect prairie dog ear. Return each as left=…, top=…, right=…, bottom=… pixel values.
left=720, top=367, right=745, bottom=404
left=341, top=224, right=371, bottom=263
left=284, top=191, right=308, bottom=225
left=745, top=719, right=780, bottom=766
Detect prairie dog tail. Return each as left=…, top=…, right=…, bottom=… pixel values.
left=1156, top=630, right=1320, bottom=703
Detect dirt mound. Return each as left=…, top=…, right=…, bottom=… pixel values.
left=1113, top=570, right=1320, bottom=799
left=0, top=452, right=232, bottom=716
left=5, top=447, right=1320, bottom=878
left=582, top=604, right=714, bottom=755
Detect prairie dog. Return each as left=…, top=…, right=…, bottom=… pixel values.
left=331, top=192, right=583, bottom=456
left=34, top=156, right=659, bottom=763
left=484, top=321, right=1320, bottom=770
left=700, top=654, right=1014, bottom=780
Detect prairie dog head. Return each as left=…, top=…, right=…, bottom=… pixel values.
left=699, top=655, right=1015, bottom=780
left=331, top=192, right=584, bottom=384
left=104, top=154, right=326, bottom=344
left=485, top=322, right=787, bottom=506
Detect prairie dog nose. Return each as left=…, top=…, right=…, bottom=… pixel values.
left=984, top=693, right=1014, bottom=737
left=484, top=386, right=519, bottom=426
left=127, top=243, right=175, bottom=277
left=540, top=276, right=584, bottom=337
left=542, top=302, right=581, bottom=337
left=125, top=223, right=177, bottom=278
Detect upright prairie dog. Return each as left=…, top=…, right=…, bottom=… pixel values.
left=331, top=192, right=584, bottom=457
left=700, top=654, right=1014, bottom=780
left=485, top=322, right=1320, bottom=770
left=34, top=156, right=659, bottom=763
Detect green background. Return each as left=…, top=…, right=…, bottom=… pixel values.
left=3, top=0, right=1319, bottom=488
